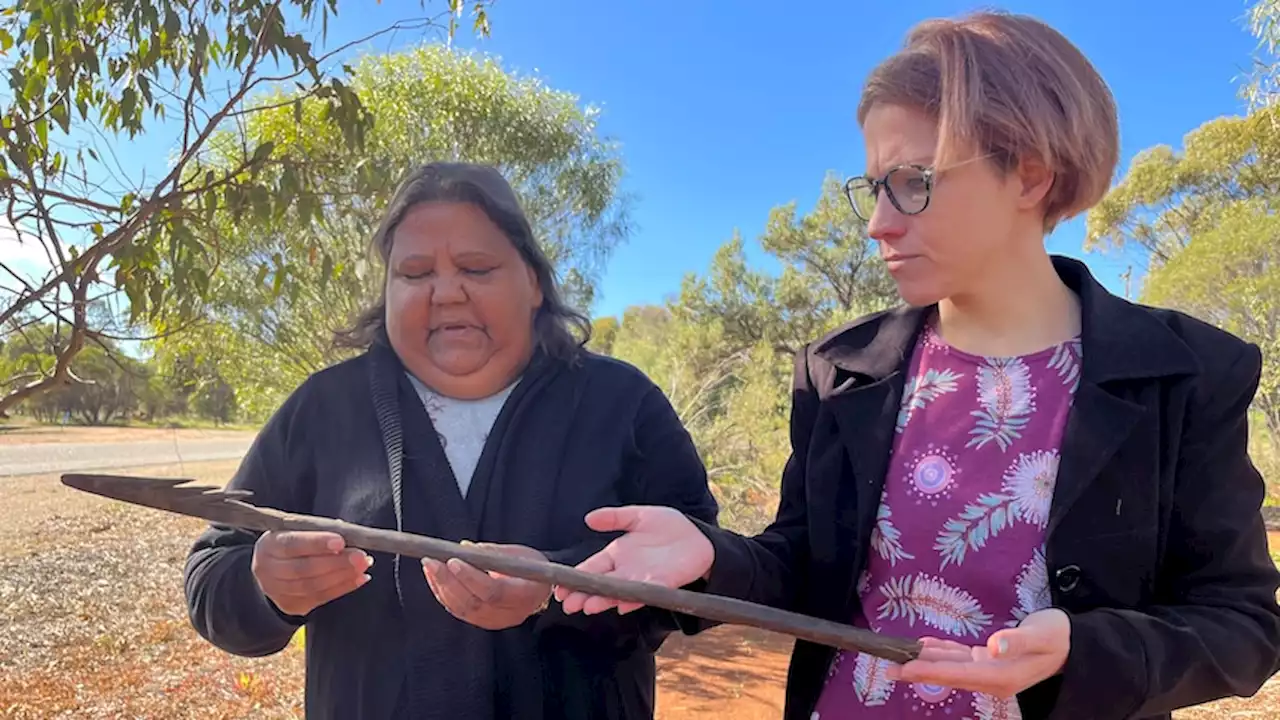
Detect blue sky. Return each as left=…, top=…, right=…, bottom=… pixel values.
left=4, top=1, right=1264, bottom=322
left=438, top=0, right=1263, bottom=317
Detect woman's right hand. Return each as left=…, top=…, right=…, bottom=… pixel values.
left=251, top=530, right=374, bottom=617
left=555, top=505, right=714, bottom=615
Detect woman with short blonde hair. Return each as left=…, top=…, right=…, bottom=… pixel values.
left=559, top=11, right=1280, bottom=720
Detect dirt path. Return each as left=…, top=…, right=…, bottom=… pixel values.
left=0, top=429, right=254, bottom=477
left=0, top=424, right=255, bottom=446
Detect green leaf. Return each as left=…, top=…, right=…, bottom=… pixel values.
left=121, top=193, right=137, bottom=213
left=148, top=279, right=165, bottom=316
left=120, top=87, right=137, bottom=123
left=50, top=98, right=69, bottom=133
left=250, top=140, right=275, bottom=166
left=34, top=117, right=48, bottom=147
left=164, top=8, right=180, bottom=38
left=296, top=193, right=315, bottom=223
left=250, top=185, right=271, bottom=219
left=319, top=252, right=333, bottom=290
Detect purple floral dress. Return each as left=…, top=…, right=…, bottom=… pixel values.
left=811, top=319, right=1082, bottom=719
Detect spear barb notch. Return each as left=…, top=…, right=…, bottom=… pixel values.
left=61, top=472, right=923, bottom=664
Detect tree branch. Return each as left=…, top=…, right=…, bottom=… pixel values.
left=0, top=272, right=91, bottom=414
left=0, top=178, right=124, bottom=215
left=20, top=164, right=73, bottom=293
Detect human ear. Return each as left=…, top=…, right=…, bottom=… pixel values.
left=1015, top=157, right=1055, bottom=211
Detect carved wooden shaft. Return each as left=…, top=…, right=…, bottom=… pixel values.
left=271, top=510, right=922, bottom=664
left=59, top=473, right=923, bottom=664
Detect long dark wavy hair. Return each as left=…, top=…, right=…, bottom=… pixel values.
left=333, top=162, right=592, bottom=361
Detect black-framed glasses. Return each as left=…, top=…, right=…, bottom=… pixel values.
left=843, top=164, right=935, bottom=222
left=844, top=154, right=1001, bottom=222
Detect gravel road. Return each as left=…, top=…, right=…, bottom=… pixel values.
left=0, top=437, right=252, bottom=477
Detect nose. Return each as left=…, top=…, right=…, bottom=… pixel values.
left=429, top=273, right=467, bottom=305
left=866, top=191, right=907, bottom=242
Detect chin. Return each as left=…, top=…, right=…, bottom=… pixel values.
left=431, top=355, right=489, bottom=379
left=892, top=279, right=947, bottom=308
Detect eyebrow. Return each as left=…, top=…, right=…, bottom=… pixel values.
left=393, top=250, right=501, bottom=265
left=394, top=253, right=432, bottom=266
left=452, top=250, right=500, bottom=262
left=867, top=157, right=934, bottom=175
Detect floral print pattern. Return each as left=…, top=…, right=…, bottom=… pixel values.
left=876, top=573, right=993, bottom=638
left=811, top=318, right=1079, bottom=718
left=968, top=357, right=1037, bottom=450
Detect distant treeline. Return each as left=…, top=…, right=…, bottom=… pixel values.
left=2, top=325, right=237, bottom=427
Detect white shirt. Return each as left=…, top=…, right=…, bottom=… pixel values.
left=406, top=373, right=519, bottom=497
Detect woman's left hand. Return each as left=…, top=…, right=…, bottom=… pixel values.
left=422, top=543, right=552, bottom=631
left=888, top=608, right=1071, bottom=698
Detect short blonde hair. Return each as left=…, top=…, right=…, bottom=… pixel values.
left=858, top=11, right=1119, bottom=229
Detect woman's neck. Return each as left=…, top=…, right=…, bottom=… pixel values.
left=936, top=248, right=1081, bottom=358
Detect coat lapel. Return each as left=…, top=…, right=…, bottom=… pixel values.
left=1044, top=256, right=1199, bottom=536
left=813, top=305, right=930, bottom=606
left=469, top=353, right=565, bottom=545
left=1047, top=381, right=1144, bottom=537
left=396, top=370, right=476, bottom=538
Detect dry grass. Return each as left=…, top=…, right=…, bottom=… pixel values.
left=0, top=461, right=305, bottom=719
left=0, top=460, right=1276, bottom=719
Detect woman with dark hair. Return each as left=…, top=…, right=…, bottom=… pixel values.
left=557, top=11, right=1280, bottom=720
left=183, top=161, right=719, bottom=720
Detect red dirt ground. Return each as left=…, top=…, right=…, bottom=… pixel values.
left=654, top=529, right=1280, bottom=720
left=656, top=627, right=791, bottom=720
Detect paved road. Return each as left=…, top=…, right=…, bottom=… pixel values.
left=0, top=438, right=252, bottom=477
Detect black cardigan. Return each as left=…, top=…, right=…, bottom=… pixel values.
left=183, top=343, right=719, bottom=720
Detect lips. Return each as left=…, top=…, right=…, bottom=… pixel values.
left=882, top=253, right=921, bottom=272
left=429, top=321, right=483, bottom=338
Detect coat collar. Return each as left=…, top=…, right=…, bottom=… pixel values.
left=812, top=254, right=1200, bottom=386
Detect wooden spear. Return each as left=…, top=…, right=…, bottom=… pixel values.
left=60, top=472, right=922, bottom=664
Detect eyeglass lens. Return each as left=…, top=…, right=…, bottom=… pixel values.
left=845, top=166, right=930, bottom=221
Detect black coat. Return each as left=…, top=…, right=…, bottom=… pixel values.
left=183, top=343, right=719, bottom=720
left=690, top=255, right=1280, bottom=720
